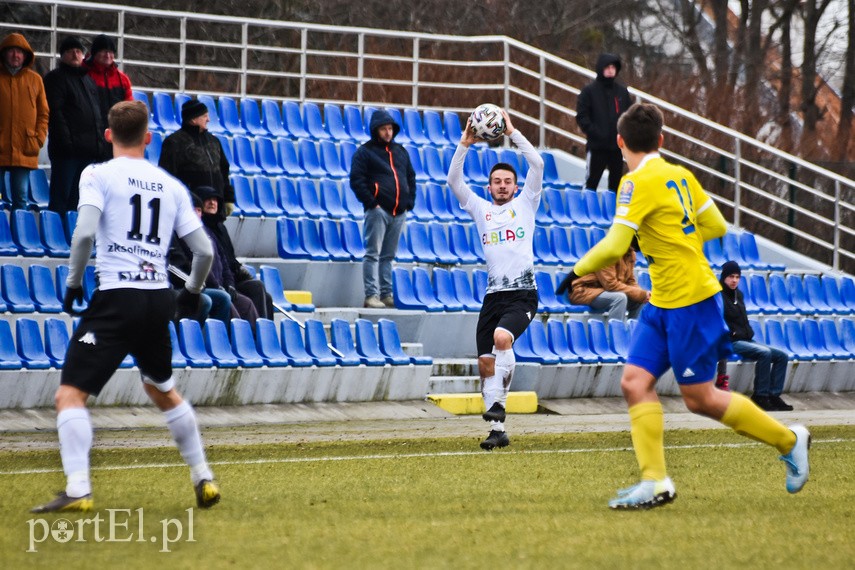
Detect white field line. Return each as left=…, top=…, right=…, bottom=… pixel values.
left=0, top=438, right=849, bottom=477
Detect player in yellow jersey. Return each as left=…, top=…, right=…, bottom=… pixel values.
left=556, top=103, right=810, bottom=509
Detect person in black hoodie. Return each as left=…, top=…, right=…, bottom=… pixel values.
left=718, top=260, right=792, bottom=411
left=349, top=109, right=416, bottom=309
left=44, top=36, right=110, bottom=214
left=575, top=53, right=633, bottom=191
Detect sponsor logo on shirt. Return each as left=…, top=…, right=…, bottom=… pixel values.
left=118, top=261, right=166, bottom=283
left=618, top=180, right=634, bottom=205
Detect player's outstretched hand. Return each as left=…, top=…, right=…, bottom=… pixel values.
left=62, top=286, right=84, bottom=315
left=175, top=288, right=201, bottom=320
left=555, top=270, right=579, bottom=296
left=461, top=117, right=479, bottom=146
left=500, top=108, right=515, bottom=136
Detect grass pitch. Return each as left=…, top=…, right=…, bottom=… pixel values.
left=2, top=425, right=854, bottom=568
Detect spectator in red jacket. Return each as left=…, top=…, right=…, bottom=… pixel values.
left=85, top=34, right=132, bottom=141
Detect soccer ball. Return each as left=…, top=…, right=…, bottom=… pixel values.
left=469, top=103, right=505, bottom=141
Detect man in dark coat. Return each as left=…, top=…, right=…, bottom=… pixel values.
left=349, top=109, right=416, bottom=308
left=575, top=52, right=633, bottom=191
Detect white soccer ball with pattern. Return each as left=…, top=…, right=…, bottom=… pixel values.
left=469, top=103, right=505, bottom=141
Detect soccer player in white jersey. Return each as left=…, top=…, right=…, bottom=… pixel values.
left=447, top=109, right=544, bottom=450
left=32, top=101, right=220, bottom=513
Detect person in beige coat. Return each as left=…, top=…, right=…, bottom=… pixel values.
left=0, top=32, right=48, bottom=211
left=569, top=246, right=649, bottom=320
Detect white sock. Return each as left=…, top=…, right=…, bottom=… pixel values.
left=490, top=421, right=506, bottom=432
left=164, top=401, right=213, bottom=484
left=493, top=348, right=516, bottom=407
left=57, top=408, right=93, bottom=497
left=482, top=373, right=503, bottom=411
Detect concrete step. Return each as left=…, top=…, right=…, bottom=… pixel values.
left=431, top=359, right=479, bottom=376
left=427, top=375, right=480, bottom=394
left=400, top=342, right=425, bottom=357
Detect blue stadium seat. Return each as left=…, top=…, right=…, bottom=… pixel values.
left=252, top=175, right=285, bottom=217
left=218, top=96, right=247, bottom=136
left=526, top=319, right=561, bottom=364
left=748, top=318, right=764, bottom=342
left=803, top=274, right=834, bottom=315
left=54, top=265, right=86, bottom=312
left=276, top=178, right=308, bottom=218
left=544, top=189, right=572, bottom=225
left=589, top=226, right=607, bottom=247
left=214, top=134, right=240, bottom=175
left=283, top=101, right=311, bottom=139
left=407, top=222, right=439, bottom=264
left=541, top=151, right=567, bottom=188
left=535, top=196, right=555, bottom=226
left=232, top=135, right=263, bottom=176
left=584, top=190, right=611, bottom=227
left=318, top=179, right=349, bottom=220
left=340, top=219, right=366, bottom=259
left=821, top=276, right=852, bottom=315
left=392, top=267, right=425, bottom=311
left=445, top=184, right=468, bottom=221
left=412, top=267, right=446, bottom=311
left=703, top=238, right=727, bottom=269
left=472, top=269, right=488, bottom=304
left=747, top=274, right=779, bottom=314
left=254, top=318, right=291, bottom=367
left=608, top=319, right=632, bottom=360
left=12, top=210, right=46, bottom=256
left=556, top=271, right=593, bottom=313
left=565, top=190, right=593, bottom=227
left=239, top=98, right=269, bottom=137
left=428, top=224, right=459, bottom=265
left=261, top=99, right=290, bottom=138
left=1, top=264, right=35, bottom=313
left=544, top=319, right=580, bottom=363
left=343, top=105, right=370, bottom=143
left=226, top=319, right=264, bottom=368
left=29, top=168, right=49, bottom=209
left=29, top=264, right=61, bottom=313
left=374, top=318, right=413, bottom=365
left=276, top=217, right=310, bottom=259
left=16, top=318, right=51, bottom=369
left=534, top=271, right=565, bottom=313
left=298, top=140, right=327, bottom=178
left=298, top=218, right=331, bottom=261
left=303, top=101, right=332, bottom=141
left=764, top=320, right=796, bottom=359
left=132, top=89, right=159, bottom=132
left=533, top=226, right=559, bottom=265
left=402, top=108, right=431, bottom=147
left=319, top=140, right=348, bottom=178
left=342, top=181, right=365, bottom=219
left=319, top=219, right=352, bottom=261
left=44, top=318, right=69, bottom=368
left=422, top=147, right=448, bottom=184
left=231, top=174, right=263, bottom=217
left=801, top=318, right=837, bottom=360
left=323, top=104, right=353, bottom=143
left=279, top=319, right=315, bottom=367
left=469, top=224, right=485, bottom=263
left=355, top=319, right=395, bottom=365
left=257, top=265, right=298, bottom=312
left=786, top=274, right=822, bottom=314
left=549, top=226, right=578, bottom=265
left=255, top=136, right=285, bottom=176
left=443, top=112, right=463, bottom=145
left=178, top=319, right=214, bottom=368
left=599, top=190, right=617, bottom=224
left=448, top=223, right=478, bottom=264
left=839, top=276, right=855, bottom=312
left=784, top=318, right=824, bottom=360
left=40, top=210, right=70, bottom=258
left=0, top=212, right=18, bottom=255
left=202, top=319, right=239, bottom=367
left=410, top=185, right=435, bottom=222
left=566, top=319, right=600, bottom=363
left=405, top=145, right=430, bottom=184
left=422, top=110, right=450, bottom=147
left=588, top=319, right=623, bottom=363
left=818, top=318, right=853, bottom=359
left=432, top=267, right=464, bottom=312
left=722, top=232, right=751, bottom=268
left=739, top=231, right=784, bottom=271
left=512, top=325, right=542, bottom=363
left=768, top=273, right=798, bottom=314
left=636, top=270, right=652, bottom=293
left=450, top=268, right=481, bottom=312
left=331, top=318, right=384, bottom=366
left=340, top=139, right=357, bottom=170
left=463, top=151, right=488, bottom=186
left=146, top=130, right=163, bottom=164
left=395, top=225, right=414, bottom=262
left=481, top=148, right=500, bottom=172
left=305, top=319, right=356, bottom=366
left=0, top=320, right=22, bottom=369
left=842, top=318, right=855, bottom=353
left=173, top=93, right=191, bottom=119
left=197, top=95, right=227, bottom=135
left=297, top=178, right=326, bottom=219
left=152, top=91, right=181, bottom=132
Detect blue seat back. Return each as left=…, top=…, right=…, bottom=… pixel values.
left=279, top=319, right=314, bottom=366
left=261, top=99, right=290, bottom=138
left=343, top=105, right=369, bottom=143
left=403, top=108, right=431, bottom=146
left=0, top=320, right=22, bottom=369
left=218, top=96, right=246, bottom=136
left=588, top=319, right=622, bottom=362
left=29, top=169, right=49, bottom=209
left=16, top=318, right=51, bottom=369
left=323, top=103, right=352, bottom=142
left=449, top=268, right=480, bottom=311
left=233, top=135, right=262, bottom=175
left=253, top=175, right=284, bottom=216
left=566, top=319, right=599, bottom=363
left=298, top=218, right=330, bottom=260
left=255, top=136, right=285, bottom=176
left=276, top=177, right=307, bottom=217
left=1, top=264, right=35, bottom=312
left=29, top=264, right=61, bottom=312
left=545, top=318, right=580, bottom=362
left=254, top=318, right=290, bottom=367
left=428, top=223, right=458, bottom=265
left=152, top=91, right=181, bottom=132
left=283, top=101, right=311, bottom=139
left=303, top=319, right=340, bottom=366
left=44, top=318, right=69, bottom=368
left=565, top=191, right=593, bottom=226
left=411, top=266, right=444, bottom=311
left=297, top=178, right=325, bottom=218
left=319, top=141, right=348, bottom=178
left=12, top=210, right=46, bottom=256
left=354, top=319, right=391, bottom=364
left=533, top=226, right=558, bottom=265
left=203, top=318, right=239, bottom=367
left=340, top=219, right=366, bottom=258
left=407, top=222, right=438, bottom=264
left=375, top=318, right=412, bottom=364
left=448, top=223, right=478, bottom=264
left=432, top=267, right=464, bottom=312
left=392, top=267, right=425, bottom=311
left=298, top=140, right=326, bottom=178
left=472, top=269, right=488, bottom=304
left=239, top=98, right=269, bottom=137
left=229, top=319, right=265, bottom=367
left=303, top=101, right=331, bottom=141
left=0, top=212, right=18, bottom=255
left=422, top=110, right=449, bottom=146
left=804, top=274, right=833, bottom=313
left=821, top=276, right=851, bottom=314
left=319, top=218, right=351, bottom=261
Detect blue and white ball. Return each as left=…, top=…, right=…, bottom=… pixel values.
left=469, top=103, right=505, bottom=141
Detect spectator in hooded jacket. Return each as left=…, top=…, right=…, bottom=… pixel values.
left=569, top=245, right=649, bottom=320
left=85, top=34, right=132, bottom=132
left=159, top=98, right=235, bottom=215
left=44, top=36, right=110, bottom=214
left=0, top=32, right=49, bottom=211
left=575, top=52, right=633, bottom=192
left=349, top=109, right=416, bottom=309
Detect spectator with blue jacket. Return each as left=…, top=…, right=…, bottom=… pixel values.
left=349, top=109, right=416, bottom=309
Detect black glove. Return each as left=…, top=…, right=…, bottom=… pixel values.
left=227, top=285, right=238, bottom=303
left=63, top=286, right=84, bottom=314
left=175, top=288, right=201, bottom=321
left=555, top=270, right=579, bottom=296
left=235, top=265, right=253, bottom=283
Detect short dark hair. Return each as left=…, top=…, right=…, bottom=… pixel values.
left=489, top=162, right=517, bottom=184
left=107, top=100, right=148, bottom=146
left=617, top=103, right=663, bottom=153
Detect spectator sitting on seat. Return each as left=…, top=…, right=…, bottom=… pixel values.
left=195, top=184, right=272, bottom=321
left=718, top=260, right=792, bottom=411
left=0, top=32, right=49, bottom=211
left=159, top=98, right=235, bottom=216
left=569, top=245, right=649, bottom=320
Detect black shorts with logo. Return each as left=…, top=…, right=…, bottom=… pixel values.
left=475, top=289, right=539, bottom=357
left=61, top=288, right=176, bottom=396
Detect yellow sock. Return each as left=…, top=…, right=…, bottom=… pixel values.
left=720, top=392, right=796, bottom=454
left=629, top=402, right=666, bottom=481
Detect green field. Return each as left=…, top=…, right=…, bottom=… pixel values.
left=2, top=426, right=854, bottom=568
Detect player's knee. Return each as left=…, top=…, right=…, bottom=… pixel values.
left=54, top=385, right=87, bottom=411
left=493, top=329, right=513, bottom=351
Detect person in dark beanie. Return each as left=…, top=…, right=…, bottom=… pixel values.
left=84, top=34, right=132, bottom=134
left=159, top=98, right=235, bottom=215
left=44, top=35, right=111, bottom=214
left=575, top=52, right=633, bottom=191
left=717, top=260, right=792, bottom=411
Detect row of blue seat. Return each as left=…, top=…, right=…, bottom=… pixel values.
left=750, top=317, right=855, bottom=361
left=0, top=169, right=50, bottom=212
left=739, top=272, right=855, bottom=316
left=0, top=209, right=76, bottom=258
left=0, top=315, right=430, bottom=370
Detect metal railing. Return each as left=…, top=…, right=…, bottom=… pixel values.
left=3, top=0, right=853, bottom=272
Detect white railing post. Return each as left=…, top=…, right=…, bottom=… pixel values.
left=833, top=180, right=841, bottom=270
left=179, top=18, right=186, bottom=92
left=357, top=33, right=364, bottom=106
left=733, top=138, right=741, bottom=228
left=503, top=41, right=510, bottom=110
left=412, top=37, right=419, bottom=108
left=539, top=55, right=546, bottom=147
left=117, top=10, right=125, bottom=71
left=49, top=4, right=57, bottom=70
left=300, top=28, right=307, bottom=101
left=240, top=23, right=248, bottom=98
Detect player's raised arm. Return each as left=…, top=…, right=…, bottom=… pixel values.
left=502, top=109, right=543, bottom=199
left=446, top=117, right=480, bottom=208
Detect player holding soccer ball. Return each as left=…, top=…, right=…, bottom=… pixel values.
left=556, top=103, right=810, bottom=509
left=447, top=106, right=544, bottom=450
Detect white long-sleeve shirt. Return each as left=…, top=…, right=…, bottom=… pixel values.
left=447, top=130, right=544, bottom=294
